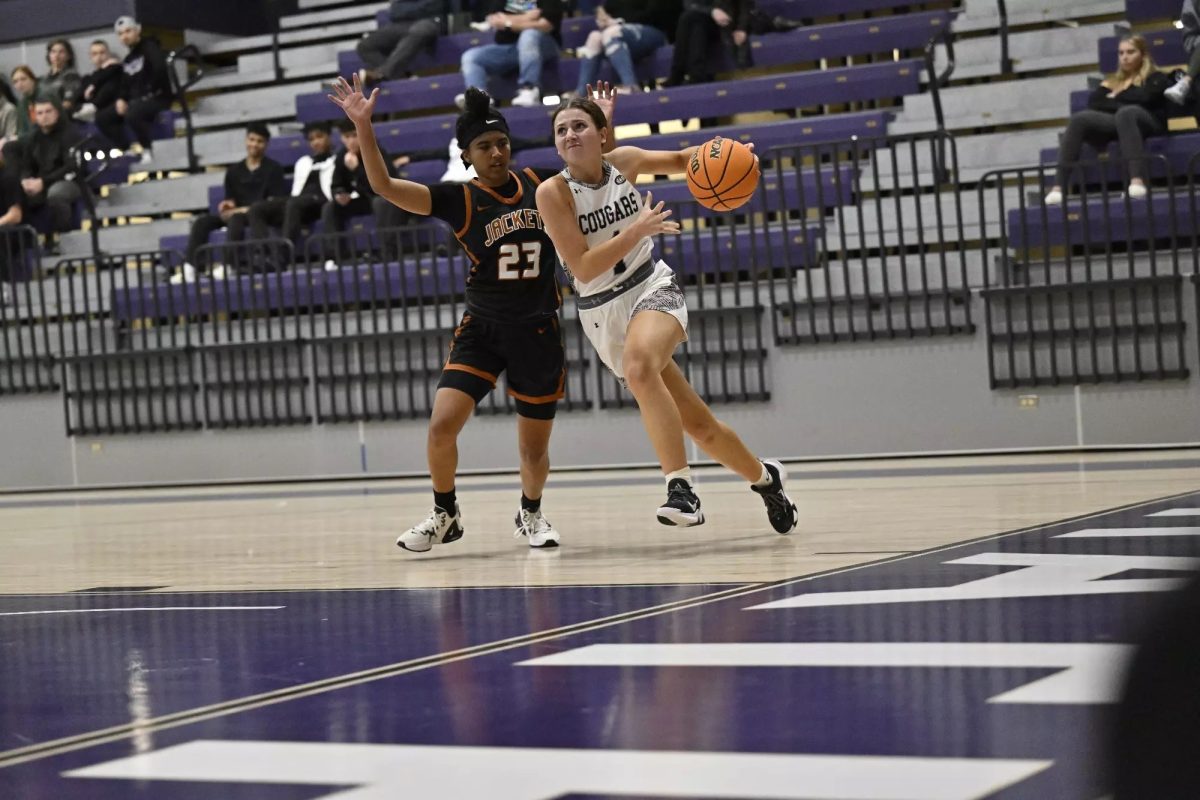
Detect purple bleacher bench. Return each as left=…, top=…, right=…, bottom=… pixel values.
left=1007, top=190, right=1197, bottom=248
left=111, top=258, right=468, bottom=322
left=1069, top=88, right=1197, bottom=122
left=1038, top=131, right=1200, bottom=186
left=1125, top=0, right=1182, bottom=23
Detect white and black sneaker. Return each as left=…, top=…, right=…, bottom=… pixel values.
left=396, top=505, right=464, bottom=553
left=657, top=478, right=705, bottom=527
left=514, top=508, right=560, bottom=548
left=752, top=460, right=798, bottom=534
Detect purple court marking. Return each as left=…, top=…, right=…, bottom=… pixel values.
left=1, top=490, right=1199, bottom=798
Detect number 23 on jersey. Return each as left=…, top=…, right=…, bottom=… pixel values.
left=498, top=242, right=542, bottom=281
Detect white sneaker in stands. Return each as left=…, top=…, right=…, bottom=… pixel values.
left=1043, top=188, right=1063, bottom=206
left=1165, top=75, right=1191, bottom=105
left=511, top=86, right=541, bottom=107
left=168, top=262, right=198, bottom=285
left=1127, top=183, right=1148, bottom=199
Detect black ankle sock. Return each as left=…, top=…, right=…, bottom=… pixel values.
left=434, top=489, right=456, bottom=512
left=521, top=493, right=541, bottom=512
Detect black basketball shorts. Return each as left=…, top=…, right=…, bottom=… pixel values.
left=438, top=312, right=566, bottom=419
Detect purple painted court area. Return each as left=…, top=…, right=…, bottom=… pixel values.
left=3, top=493, right=1200, bottom=798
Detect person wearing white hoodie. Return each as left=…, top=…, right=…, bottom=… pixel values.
left=247, top=120, right=336, bottom=247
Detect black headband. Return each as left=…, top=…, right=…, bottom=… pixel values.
left=456, top=109, right=510, bottom=151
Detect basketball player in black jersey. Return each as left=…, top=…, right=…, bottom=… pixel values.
left=328, top=75, right=615, bottom=553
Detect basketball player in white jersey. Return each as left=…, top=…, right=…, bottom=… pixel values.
left=536, top=98, right=798, bottom=533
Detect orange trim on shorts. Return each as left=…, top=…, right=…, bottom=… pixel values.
left=507, top=366, right=566, bottom=404
left=443, top=363, right=498, bottom=385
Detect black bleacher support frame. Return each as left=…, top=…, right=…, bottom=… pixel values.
left=767, top=130, right=974, bottom=346
left=0, top=225, right=56, bottom=393
left=977, top=155, right=1190, bottom=388
left=924, top=23, right=956, bottom=135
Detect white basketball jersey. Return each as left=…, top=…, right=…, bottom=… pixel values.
left=559, top=161, right=654, bottom=296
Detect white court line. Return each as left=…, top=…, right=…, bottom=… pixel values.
left=1147, top=508, right=1200, bottom=517
left=0, top=606, right=285, bottom=617
left=1056, top=527, right=1200, bottom=538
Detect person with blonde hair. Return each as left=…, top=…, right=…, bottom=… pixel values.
left=1045, top=35, right=1170, bottom=204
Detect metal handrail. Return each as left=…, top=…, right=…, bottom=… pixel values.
left=167, top=45, right=205, bottom=173
left=924, top=25, right=956, bottom=135
left=997, top=0, right=1013, bottom=74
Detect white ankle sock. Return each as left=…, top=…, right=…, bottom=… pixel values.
left=752, top=462, right=772, bottom=488
left=665, top=467, right=692, bottom=487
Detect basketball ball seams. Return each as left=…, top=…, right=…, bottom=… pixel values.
left=686, top=137, right=760, bottom=211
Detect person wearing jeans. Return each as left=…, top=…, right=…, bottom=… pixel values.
left=355, top=0, right=446, bottom=84
left=459, top=0, right=563, bottom=108
left=573, top=0, right=677, bottom=96
left=664, top=0, right=751, bottom=87
left=1045, top=35, right=1169, bottom=205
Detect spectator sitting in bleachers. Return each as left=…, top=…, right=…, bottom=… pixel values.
left=1045, top=35, right=1169, bottom=205
left=572, top=0, right=678, bottom=97
left=356, top=0, right=446, bottom=86
left=96, top=16, right=173, bottom=164
left=246, top=121, right=336, bottom=266
left=74, top=40, right=124, bottom=125
left=458, top=0, right=564, bottom=109
left=9, top=67, right=38, bottom=141
left=663, top=0, right=751, bottom=86
left=0, top=158, right=24, bottom=304
left=19, top=96, right=84, bottom=253
left=41, top=40, right=82, bottom=115
left=171, top=123, right=287, bottom=284
left=0, top=79, right=18, bottom=154
left=320, top=120, right=411, bottom=263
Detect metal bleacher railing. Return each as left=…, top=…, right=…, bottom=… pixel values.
left=977, top=154, right=1192, bottom=389
left=21, top=2, right=1196, bottom=436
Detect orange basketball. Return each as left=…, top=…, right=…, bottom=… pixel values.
left=685, top=136, right=760, bottom=211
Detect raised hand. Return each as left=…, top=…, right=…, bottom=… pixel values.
left=327, top=73, right=378, bottom=126
left=634, top=191, right=680, bottom=238
left=586, top=81, right=617, bottom=125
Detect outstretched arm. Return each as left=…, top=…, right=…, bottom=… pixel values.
left=328, top=74, right=433, bottom=215
left=537, top=178, right=679, bottom=284
left=606, top=141, right=757, bottom=185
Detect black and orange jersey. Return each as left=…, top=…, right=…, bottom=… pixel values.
left=428, top=167, right=560, bottom=324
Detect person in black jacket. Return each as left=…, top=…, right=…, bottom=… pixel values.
left=573, top=0, right=680, bottom=95
left=74, top=40, right=125, bottom=124
left=356, top=0, right=446, bottom=85
left=1045, top=35, right=1169, bottom=205
left=172, top=123, right=288, bottom=283
left=663, top=0, right=752, bottom=87
left=95, top=16, right=173, bottom=161
left=19, top=97, right=84, bottom=243
left=321, top=121, right=409, bottom=228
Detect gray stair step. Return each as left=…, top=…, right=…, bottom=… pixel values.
left=96, top=173, right=224, bottom=219
left=890, top=74, right=1082, bottom=134
left=280, top=2, right=387, bottom=30
left=953, top=0, right=1123, bottom=33
left=57, top=219, right=190, bottom=259
left=197, top=19, right=378, bottom=57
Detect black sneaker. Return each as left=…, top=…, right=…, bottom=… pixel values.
left=656, top=478, right=705, bottom=526
left=752, top=460, right=798, bottom=534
